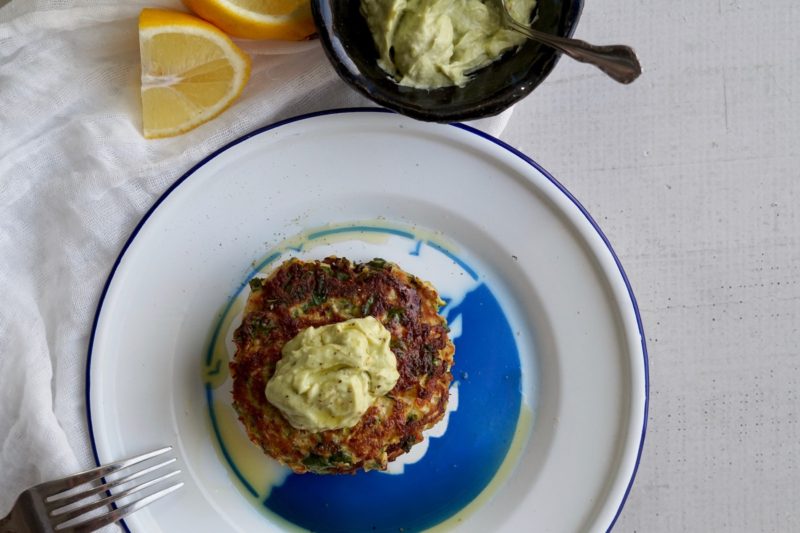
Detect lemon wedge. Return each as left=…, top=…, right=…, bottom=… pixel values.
left=182, top=0, right=315, bottom=41
left=138, top=8, right=251, bottom=139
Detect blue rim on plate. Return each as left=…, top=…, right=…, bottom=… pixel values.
left=85, top=107, right=649, bottom=533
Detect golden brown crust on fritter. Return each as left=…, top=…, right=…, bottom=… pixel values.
left=230, top=257, right=454, bottom=474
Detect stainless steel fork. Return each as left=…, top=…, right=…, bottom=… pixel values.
left=0, top=447, right=182, bottom=532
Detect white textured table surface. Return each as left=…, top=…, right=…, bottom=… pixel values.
left=502, top=0, right=799, bottom=530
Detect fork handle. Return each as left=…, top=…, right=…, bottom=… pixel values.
left=0, top=511, right=15, bottom=532
left=0, top=505, right=26, bottom=533
left=0, top=493, right=45, bottom=533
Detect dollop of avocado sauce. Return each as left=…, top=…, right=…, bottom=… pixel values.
left=361, top=0, right=537, bottom=88
left=265, top=317, right=400, bottom=431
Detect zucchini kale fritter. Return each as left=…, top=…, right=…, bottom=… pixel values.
left=230, top=256, right=454, bottom=474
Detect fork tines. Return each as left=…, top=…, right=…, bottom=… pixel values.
left=41, top=446, right=182, bottom=531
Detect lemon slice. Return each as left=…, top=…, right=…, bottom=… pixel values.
left=182, top=0, right=315, bottom=41
left=139, top=8, right=251, bottom=139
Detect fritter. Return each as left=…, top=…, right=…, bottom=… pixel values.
left=230, top=256, right=455, bottom=474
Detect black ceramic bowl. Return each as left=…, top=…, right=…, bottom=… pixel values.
left=311, top=0, right=584, bottom=122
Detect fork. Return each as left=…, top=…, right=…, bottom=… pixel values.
left=496, top=0, right=642, bottom=84
left=0, top=447, right=182, bottom=532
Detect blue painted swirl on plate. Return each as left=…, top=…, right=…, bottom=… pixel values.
left=263, top=283, right=521, bottom=533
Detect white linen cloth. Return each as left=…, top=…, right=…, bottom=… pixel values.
left=0, top=0, right=512, bottom=516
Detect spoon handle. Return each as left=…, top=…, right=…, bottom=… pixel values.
left=505, top=17, right=642, bottom=84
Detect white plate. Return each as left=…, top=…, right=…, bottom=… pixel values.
left=87, top=109, right=648, bottom=533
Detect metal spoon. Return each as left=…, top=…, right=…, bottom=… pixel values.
left=497, top=0, right=642, bottom=84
